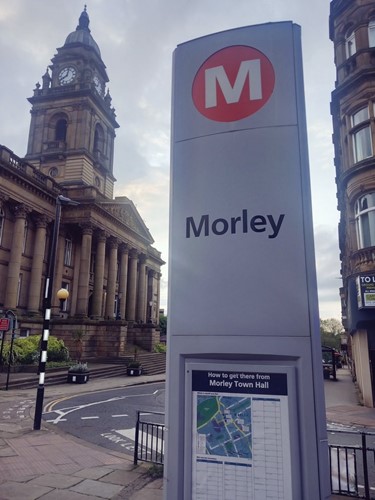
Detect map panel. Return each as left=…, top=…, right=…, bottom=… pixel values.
left=197, top=395, right=252, bottom=459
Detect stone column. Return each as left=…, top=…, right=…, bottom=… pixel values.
left=4, top=204, right=29, bottom=309
left=105, top=238, right=118, bottom=319
left=147, top=270, right=156, bottom=323
left=92, top=231, right=106, bottom=318
left=76, top=224, right=93, bottom=317
left=118, top=244, right=129, bottom=320
left=126, top=249, right=138, bottom=322
left=156, top=272, right=161, bottom=325
left=136, top=254, right=147, bottom=323
left=27, top=214, right=49, bottom=314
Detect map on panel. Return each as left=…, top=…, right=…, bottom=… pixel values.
left=196, top=395, right=252, bottom=459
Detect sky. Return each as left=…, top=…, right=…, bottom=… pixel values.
left=0, top=0, right=340, bottom=319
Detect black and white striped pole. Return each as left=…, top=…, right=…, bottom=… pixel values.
left=33, top=195, right=78, bottom=431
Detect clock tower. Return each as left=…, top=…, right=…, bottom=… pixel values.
left=25, top=6, right=119, bottom=199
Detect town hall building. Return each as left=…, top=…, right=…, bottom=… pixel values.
left=0, top=7, right=164, bottom=358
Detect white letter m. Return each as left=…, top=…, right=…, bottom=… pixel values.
left=205, top=59, right=262, bottom=109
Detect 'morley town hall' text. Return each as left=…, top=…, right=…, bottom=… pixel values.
left=186, top=210, right=285, bottom=239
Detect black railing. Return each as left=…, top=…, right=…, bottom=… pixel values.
left=134, top=415, right=375, bottom=499
left=328, top=429, right=375, bottom=499
left=134, top=410, right=165, bottom=466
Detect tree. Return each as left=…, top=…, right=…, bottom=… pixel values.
left=159, top=314, right=167, bottom=336
left=320, top=318, right=343, bottom=350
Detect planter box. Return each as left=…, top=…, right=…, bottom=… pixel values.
left=126, top=367, right=142, bottom=376
left=67, top=372, right=90, bottom=384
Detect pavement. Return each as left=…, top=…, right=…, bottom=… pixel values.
left=0, top=365, right=372, bottom=499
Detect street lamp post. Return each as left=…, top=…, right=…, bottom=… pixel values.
left=33, top=195, right=78, bottom=431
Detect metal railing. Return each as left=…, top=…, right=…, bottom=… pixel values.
left=134, top=410, right=165, bottom=466
left=328, top=429, right=375, bottom=499
left=134, top=414, right=375, bottom=499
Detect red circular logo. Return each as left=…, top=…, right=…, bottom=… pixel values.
left=192, top=45, right=275, bottom=122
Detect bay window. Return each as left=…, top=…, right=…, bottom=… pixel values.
left=351, top=107, right=373, bottom=163
left=355, top=193, right=375, bottom=248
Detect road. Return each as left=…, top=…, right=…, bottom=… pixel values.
left=43, top=382, right=165, bottom=456
left=42, top=367, right=375, bottom=459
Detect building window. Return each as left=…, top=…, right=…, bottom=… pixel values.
left=351, top=107, right=373, bottom=163
left=61, top=282, right=70, bottom=312
left=0, top=208, right=4, bottom=246
left=49, top=167, right=58, bottom=178
left=22, top=219, right=28, bottom=254
left=64, top=236, right=73, bottom=266
left=369, top=20, right=375, bottom=47
left=355, top=193, right=375, bottom=248
left=90, top=252, right=95, bottom=281
left=19, top=329, right=30, bottom=338
left=94, top=124, right=104, bottom=153
left=345, top=30, right=356, bottom=58
left=55, top=119, right=67, bottom=141
left=17, top=274, right=22, bottom=307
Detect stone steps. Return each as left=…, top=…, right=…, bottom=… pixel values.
left=121, top=352, right=166, bottom=375
left=3, top=352, right=166, bottom=390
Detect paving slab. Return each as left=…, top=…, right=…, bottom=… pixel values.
left=129, top=483, right=163, bottom=500
left=0, top=481, right=52, bottom=500
left=73, top=465, right=124, bottom=480
left=37, top=489, right=101, bottom=500
left=71, top=478, right=124, bottom=498
left=99, top=469, right=143, bottom=486
left=28, top=472, right=83, bottom=488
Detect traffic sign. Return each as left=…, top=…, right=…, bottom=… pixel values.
left=0, top=318, right=10, bottom=331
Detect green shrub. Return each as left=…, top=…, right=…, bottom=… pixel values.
left=147, top=464, right=163, bottom=478
left=154, top=342, right=166, bottom=353
left=47, top=336, right=70, bottom=362
left=0, top=335, right=69, bottom=365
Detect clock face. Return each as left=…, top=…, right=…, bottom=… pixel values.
left=93, top=75, right=103, bottom=95
left=58, top=66, right=76, bottom=85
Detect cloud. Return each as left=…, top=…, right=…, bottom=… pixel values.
left=0, top=0, right=342, bottom=317
left=314, top=225, right=342, bottom=319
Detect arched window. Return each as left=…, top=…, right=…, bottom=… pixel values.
left=93, top=123, right=104, bottom=153
left=55, top=119, right=67, bottom=141
left=369, top=20, right=375, bottom=47
left=0, top=208, right=4, bottom=246
left=355, top=193, right=375, bottom=248
left=345, top=29, right=356, bottom=58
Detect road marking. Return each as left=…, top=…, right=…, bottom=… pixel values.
left=101, top=430, right=135, bottom=452
left=43, top=388, right=164, bottom=424
left=81, top=416, right=99, bottom=420
left=116, top=428, right=135, bottom=440
left=117, top=427, right=164, bottom=451
left=112, top=414, right=128, bottom=417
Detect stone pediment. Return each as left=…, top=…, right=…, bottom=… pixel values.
left=100, top=196, right=154, bottom=243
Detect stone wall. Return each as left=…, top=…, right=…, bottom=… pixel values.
left=128, top=323, right=160, bottom=352
left=18, top=318, right=160, bottom=358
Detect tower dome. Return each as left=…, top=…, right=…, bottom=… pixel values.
left=63, top=6, right=101, bottom=57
